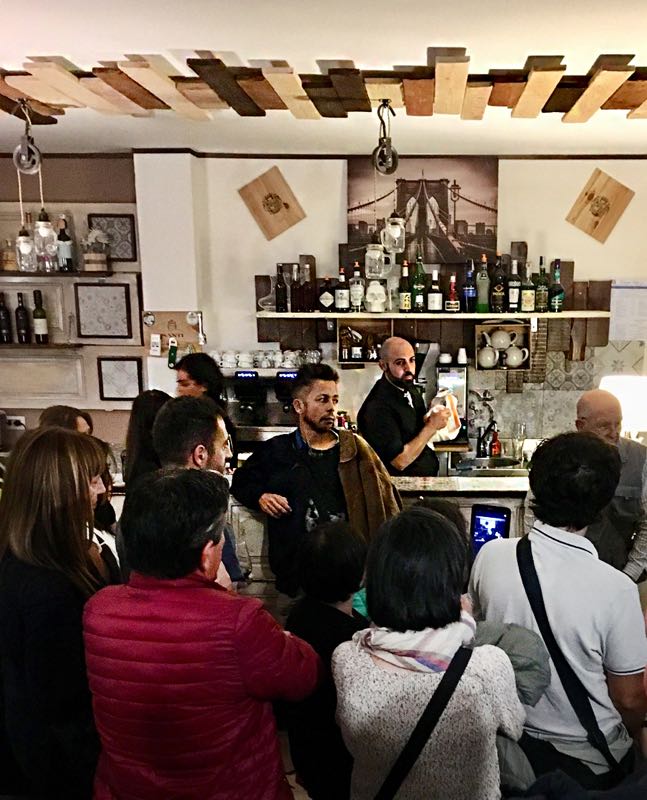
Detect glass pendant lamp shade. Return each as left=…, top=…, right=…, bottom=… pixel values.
left=380, top=213, right=406, bottom=254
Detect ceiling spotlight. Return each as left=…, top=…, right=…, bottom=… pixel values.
left=372, top=99, right=398, bottom=175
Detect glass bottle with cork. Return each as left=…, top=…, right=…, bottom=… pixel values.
left=290, top=264, right=302, bottom=312
left=444, top=273, right=461, bottom=312
left=476, top=253, right=490, bottom=313
left=521, top=261, right=536, bottom=312
left=507, top=259, right=521, bottom=313
left=349, top=263, right=365, bottom=312
left=334, top=266, right=350, bottom=312
left=411, top=252, right=427, bottom=313
left=318, top=277, right=335, bottom=313
left=427, top=269, right=443, bottom=312
left=32, top=290, right=49, bottom=344
left=535, top=256, right=549, bottom=313
left=490, top=252, right=506, bottom=313
left=461, top=260, right=477, bottom=312
left=275, top=264, right=288, bottom=312
left=57, top=214, right=75, bottom=272
left=398, top=261, right=412, bottom=313
left=15, top=292, right=30, bottom=344
left=549, top=259, right=565, bottom=312
left=0, top=292, right=13, bottom=344
left=301, top=264, right=315, bottom=312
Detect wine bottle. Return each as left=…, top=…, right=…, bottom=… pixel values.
left=427, top=269, right=443, bottom=312
left=318, top=277, right=335, bottom=313
left=411, top=252, right=427, bottom=313
left=349, top=264, right=365, bottom=312
left=32, top=290, right=49, bottom=344
left=535, top=256, right=549, bottom=313
left=290, top=263, right=302, bottom=312
left=444, top=274, right=461, bottom=312
left=0, top=292, right=12, bottom=344
left=520, top=262, right=536, bottom=312
left=549, top=259, right=565, bottom=312
left=476, top=253, right=490, bottom=313
left=507, top=259, right=521, bottom=313
left=275, top=264, right=288, bottom=313
left=334, top=267, right=350, bottom=312
left=398, top=261, right=412, bottom=313
left=15, top=292, right=30, bottom=344
left=301, top=264, right=315, bottom=312
left=490, top=253, right=506, bottom=313
left=461, top=261, right=477, bottom=312
left=57, top=214, right=75, bottom=272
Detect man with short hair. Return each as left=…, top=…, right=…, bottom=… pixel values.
left=470, top=432, right=647, bottom=790
left=575, top=389, right=647, bottom=581
left=84, top=469, right=320, bottom=800
left=231, top=363, right=400, bottom=596
left=357, top=336, right=450, bottom=476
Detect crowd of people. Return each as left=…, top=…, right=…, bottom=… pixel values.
left=0, top=348, right=646, bottom=800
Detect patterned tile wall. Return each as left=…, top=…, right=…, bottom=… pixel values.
left=467, top=340, right=645, bottom=438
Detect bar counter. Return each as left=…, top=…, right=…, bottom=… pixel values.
left=392, top=476, right=529, bottom=494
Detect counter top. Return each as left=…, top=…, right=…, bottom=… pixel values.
left=393, top=476, right=529, bottom=494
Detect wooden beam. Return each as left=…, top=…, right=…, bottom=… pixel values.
left=187, top=59, right=265, bottom=116
left=262, top=68, right=320, bottom=119
left=542, top=76, right=588, bottom=112
left=172, top=77, right=229, bottom=110
left=229, top=68, right=286, bottom=110
left=301, top=75, right=347, bottom=117
left=79, top=76, right=152, bottom=116
left=0, top=93, right=56, bottom=124
left=402, top=77, right=435, bottom=115
left=92, top=66, right=169, bottom=110
left=512, top=66, right=566, bottom=118
left=603, top=70, right=647, bottom=109
left=488, top=73, right=526, bottom=107
left=0, top=74, right=63, bottom=116
left=24, top=61, right=124, bottom=114
left=4, top=72, right=83, bottom=107
left=434, top=56, right=470, bottom=114
left=461, top=82, right=492, bottom=119
left=118, top=60, right=210, bottom=120
left=364, top=77, right=404, bottom=108
left=563, top=66, right=635, bottom=122
left=329, top=68, right=371, bottom=112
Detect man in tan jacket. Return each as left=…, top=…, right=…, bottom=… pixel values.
left=231, top=363, right=400, bottom=597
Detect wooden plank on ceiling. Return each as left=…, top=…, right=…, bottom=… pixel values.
left=172, top=77, right=229, bottom=110
left=262, top=68, right=320, bottom=119
left=402, top=77, right=435, bottom=115
left=542, top=76, right=587, bottom=112
left=461, top=81, right=492, bottom=119
left=0, top=93, right=56, bottom=124
left=118, top=60, right=210, bottom=120
left=603, top=71, right=647, bottom=109
left=426, top=47, right=467, bottom=65
left=329, top=68, right=371, bottom=112
left=0, top=74, right=63, bottom=116
left=301, top=75, right=347, bottom=117
left=187, top=59, right=265, bottom=116
left=563, top=66, right=635, bottom=122
left=364, top=77, right=404, bottom=108
left=93, top=66, right=169, bottom=110
left=512, top=66, right=566, bottom=118
left=79, top=76, right=152, bottom=116
left=4, top=72, right=83, bottom=107
left=488, top=74, right=526, bottom=107
left=434, top=56, right=470, bottom=114
left=229, top=68, right=286, bottom=110
left=24, top=61, right=124, bottom=114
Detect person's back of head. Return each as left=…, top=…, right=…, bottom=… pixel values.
left=366, top=507, right=468, bottom=632
left=39, top=405, right=93, bottom=434
left=414, top=497, right=467, bottom=540
left=124, top=389, right=172, bottom=483
left=152, top=395, right=221, bottom=468
left=298, top=521, right=367, bottom=604
left=529, top=432, right=621, bottom=530
left=120, top=468, right=230, bottom=579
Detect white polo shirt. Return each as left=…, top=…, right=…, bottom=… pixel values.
left=469, top=522, right=647, bottom=770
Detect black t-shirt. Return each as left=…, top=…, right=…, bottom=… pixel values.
left=357, top=374, right=440, bottom=477
left=302, top=443, right=347, bottom=530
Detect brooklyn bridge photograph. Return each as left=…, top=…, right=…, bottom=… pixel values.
left=347, top=157, right=498, bottom=265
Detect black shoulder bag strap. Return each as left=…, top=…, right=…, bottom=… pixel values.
left=516, top=535, right=623, bottom=780
left=374, top=646, right=473, bottom=800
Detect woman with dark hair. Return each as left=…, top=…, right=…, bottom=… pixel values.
left=0, top=427, right=108, bottom=798
left=282, top=521, right=368, bottom=800
left=333, top=507, right=524, bottom=800
left=39, top=404, right=94, bottom=434
left=124, top=389, right=171, bottom=488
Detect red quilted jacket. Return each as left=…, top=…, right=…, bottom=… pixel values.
left=83, top=573, right=321, bottom=800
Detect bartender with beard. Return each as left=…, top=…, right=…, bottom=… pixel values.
left=357, top=337, right=450, bottom=477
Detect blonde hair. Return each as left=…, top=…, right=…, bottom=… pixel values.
left=0, top=427, right=105, bottom=596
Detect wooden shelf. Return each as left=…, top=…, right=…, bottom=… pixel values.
left=0, top=343, right=81, bottom=349
left=256, top=310, right=611, bottom=320
left=0, top=271, right=114, bottom=278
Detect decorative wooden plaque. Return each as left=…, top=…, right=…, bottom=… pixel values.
left=142, top=311, right=201, bottom=355
left=566, top=168, right=634, bottom=243
left=238, top=166, right=306, bottom=240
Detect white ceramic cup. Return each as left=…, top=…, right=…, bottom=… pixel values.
left=438, top=352, right=452, bottom=364
left=457, top=347, right=468, bottom=365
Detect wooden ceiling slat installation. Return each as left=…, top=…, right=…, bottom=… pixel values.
left=512, top=60, right=566, bottom=118
left=24, top=61, right=123, bottom=114
left=461, top=82, right=492, bottom=120
left=4, top=72, right=83, bottom=107
left=0, top=93, right=57, bottom=124
left=402, top=77, right=435, bottom=115
left=261, top=68, right=320, bottom=119
left=434, top=56, right=470, bottom=114
left=301, top=75, right=347, bottom=118
left=0, top=74, right=63, bottom=117
left=118, top=59, right=209, bottom=120
left=93, top=65, right=170, bottom=110
left=602, top=71, right=647, bottom=109
left=187, top=59, right=265, bottom=116
left=563, top=65, right=635, bottom=122
left=231, top=68, right=287, bottom=110
left=79, top=75, right=152, bottom=116
left=172, top=77, right=229, bottom=110
left=364, top=76, right=404, bottom=108
left=329, top=69, right=372, bottom=113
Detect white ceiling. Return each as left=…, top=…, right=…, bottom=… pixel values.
left=3, top=0, right=647, bottom=155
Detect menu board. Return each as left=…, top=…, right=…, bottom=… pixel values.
left=609, top=282, right=647, bottom=342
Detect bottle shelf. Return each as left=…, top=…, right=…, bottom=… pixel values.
left=0, top=343, right=82, bottom=349
left=256, top=310, right=611, bottom=320
left=0, top=271, right=114, bottom=278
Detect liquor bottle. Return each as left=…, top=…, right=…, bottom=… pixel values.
left=34, top=208, right=58, bottom=272
left=16, top=212, right=37, bottom=273
left=427, top=269, right=443, bottom=312
left=549, top=259, right=565, bottom=312
left=535, top=256, right=549, bottom=313
left=444, top=273, right=461, bottom=312
left=349, top=263, right=365, bottom=312
left=318, top=277, right=335, bottom=312
left=32, top=290, right=49, bottom=345
left=275, top=264, right=288, bottom=312
left=507, top=259, right=521, bottom=313
left=301, top=264, right=315, bottom=312
left=461, top=260, right=477, bottom=312
left=411, top=252, right=427, bottom=313
left=57, top=214, right=75, bottom=272
left=398, top=261, right=412, bottom=313
left=489, top=426, right=502, bottom=457
left=15, top=292, right=30, bottom=344
left=490, top=253, right=506, bottom=313
left=476, top=253, right=490, bottom=313
left=334, top=267, right=350, bottom=312
left=0, top=292, right=12, bottom=344
left=520, top=261, right=536, bottom=313
left=290, top=263, right=302, bottom=312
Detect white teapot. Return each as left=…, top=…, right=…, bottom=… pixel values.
left=504, top=345, right=529, bottom=368
left=477, top=346, right=499, bottom=369
left=485, top=329, right=518, bottom=350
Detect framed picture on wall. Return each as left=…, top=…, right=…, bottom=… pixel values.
left=75, top=283, right=132, bottom=338
left=87, top=213, right=138, bottom=262
left=97, top=357, right=143, bottom=401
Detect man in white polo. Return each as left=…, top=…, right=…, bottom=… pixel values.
left=470, top=432, right=647, bottom=791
